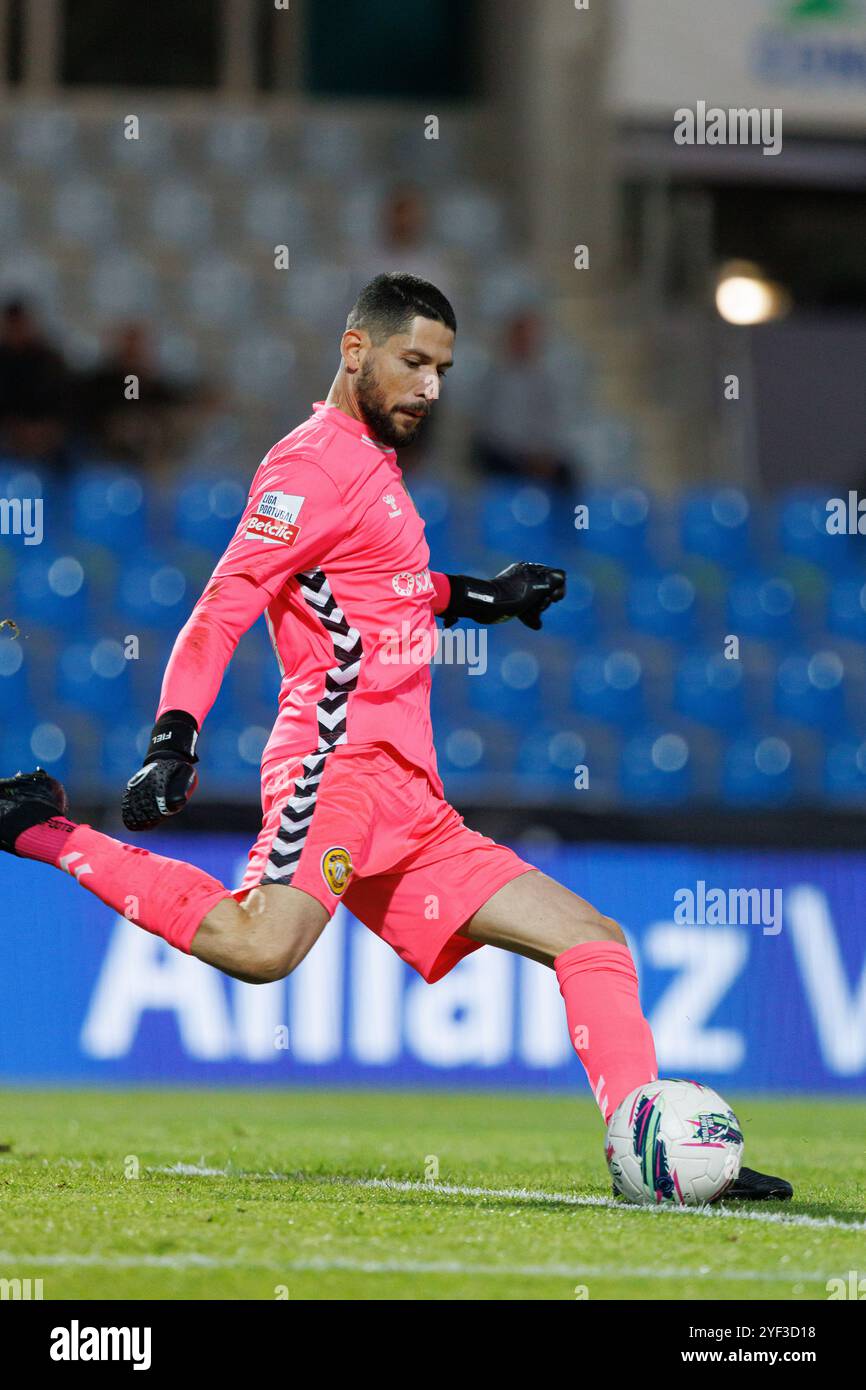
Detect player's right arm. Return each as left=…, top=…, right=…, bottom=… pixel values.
left=121, top=453, right=344, bottom=831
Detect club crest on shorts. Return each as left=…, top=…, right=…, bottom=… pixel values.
left=321, top=845, right=353, bottom=895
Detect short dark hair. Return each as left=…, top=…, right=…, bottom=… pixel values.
left=346, top=272, right=456, bottom=342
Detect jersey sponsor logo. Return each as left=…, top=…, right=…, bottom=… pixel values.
left=392, top=567, right=434, bottom=597
left=246, top=491, right=304, bottom=546
left=246, top=515, right=301, bottom=546
left=382, top=492, right=403, bottom=518
left=321, top=845, right=353, bottom=895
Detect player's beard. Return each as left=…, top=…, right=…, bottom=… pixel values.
left=355, top=357, right=427, bottom=449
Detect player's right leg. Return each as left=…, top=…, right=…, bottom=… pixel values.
left=0, top=769, right=329, bottom=984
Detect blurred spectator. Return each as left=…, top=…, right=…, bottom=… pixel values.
left=353, top=183, right=455, bottom=304
left=75, top=321, right=195, bottom=464
left=471, top=308, right=578, bottom=490
left=0, top=299, right=72, bottom=464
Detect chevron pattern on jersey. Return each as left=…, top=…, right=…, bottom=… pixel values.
left=260, top=569, right=363, bottom=885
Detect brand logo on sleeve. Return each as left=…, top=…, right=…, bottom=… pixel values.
left=392, top=567, right=434, bottom=597
left=321, top=846, right=353, bottom=895
left=246, top=491, right=304, bottom=547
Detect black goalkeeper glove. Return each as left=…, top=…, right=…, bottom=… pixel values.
left=121, top=709, right=200, bottom=831
left=441, top=562, right=566, bottom=631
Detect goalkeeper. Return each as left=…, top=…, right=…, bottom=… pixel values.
left=0, top=273, right=789, bottom=1201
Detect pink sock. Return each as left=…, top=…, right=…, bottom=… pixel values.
left=555, top=940, right=658, bottom=1124
left=15, top=818, right=231, bottom=953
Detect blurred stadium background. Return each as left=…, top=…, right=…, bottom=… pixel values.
left=2, top=0, right=866, bottom=1095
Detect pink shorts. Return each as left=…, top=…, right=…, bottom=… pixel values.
left=231, top=743, right=535, bottom=982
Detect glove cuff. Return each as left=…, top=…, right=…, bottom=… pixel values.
left=145, top=710, right=200, bottom=765
left=440, top=574, right=497, bottom=627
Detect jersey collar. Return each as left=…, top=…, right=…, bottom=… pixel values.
left=313, top=401, right=396, bottom=454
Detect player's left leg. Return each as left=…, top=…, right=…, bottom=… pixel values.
left=459, top=870, right=793, bottom=1200
left=459, top=869, right=657, bottom=1125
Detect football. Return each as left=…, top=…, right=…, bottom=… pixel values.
left=605, top=1079, right=744, bottom=1206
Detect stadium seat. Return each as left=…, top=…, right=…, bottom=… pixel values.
left=573, top=647, right=646, bottom=727
left=680, top=487, right=752, bottom=568
left=90, top=251, right=158, bottom=317
left=0, top=178, right=22, bottom=243
left=479, top=480, right=554, bottom=558
left=727, top=573, right=801, bottom=642
left=71, top=467, right=148, bottom=553
left=99, top=720, right=151, bottom=783
left=774, top=649, right=848, bottom=732
left=619, top=728, right=693, bottom=805
left=827, top=576, right=866, bottom=642
left=204, top=115, right=271, bottom=174
left=229, top=332, right=297, bottom=402
left=172, top=472, right=246, bottom=553
left=243, top=183, right=310, bottom=245
left=13, top=553, right=90, bottom=629
left=53, top=178, right=117, bottom=245
left=824, top=737, right=866, bottom=804
left=627, top=569, right=700, bottom=642
left=12, top=108, right=79, bottom=170
left=576, top=487, right=651, bottom=566
left=115, top=550, right=191, bottom=630
left=149, top=180, right=214, bottom=248
left=466, top=645, right=541, bottom=723
left=0, top=636, right=28, bottom=717
left=722, top=735, right=795, bottom=806
left=105, top=112, right=176, bottom=170
left=57, top=639, right=132, bottom=719
left=0, top=720, right=71, bottom=783
left=185, top=255, right=254, bottom=324
left=674, top=649, right=748, bottom=731
left=777, top=489, right=852, bottom=573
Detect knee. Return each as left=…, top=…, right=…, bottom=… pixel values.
left=233, top=923, right=301, bottom=985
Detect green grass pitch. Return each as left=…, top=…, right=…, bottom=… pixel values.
left=1, top=1089, right=864, bottom=1301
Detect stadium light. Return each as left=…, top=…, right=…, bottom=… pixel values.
left=715, top=261, right=791, bottom=325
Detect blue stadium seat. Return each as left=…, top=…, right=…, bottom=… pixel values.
left=436, top=718, right=514, bottom=790
left=0, top=720, right=71, bottom=782
left=173, top=473, right=246, bottom=554
left=539, top=566, right=602, bottom=639
left=99, top=720, right=151, bottom=782
left=479, top=481, right=554, bottom=558
left=71, top=466, right=148, bottom=552
left=619, top=728, right=693, bottom=805
left=0, top=636, right=28, bottom=717
left=827, top=576, right=866, bottom=642
left=775, top=649, right=848, bottom=732
left=674, top=650, right=747, bottom=731
left=465, top=645, right=541, bottom=723
left=680, top=488, right=752, bottom=568
left=628, top=569, right=700, bottom=642
left=824, top=738, right=866, bottom=804
left=573, top=647, right=646, bottom=727
left=514, top=723, right=587, bottom=799
left=207, top=722, right=271, bottom=791
left=115, top=550, right=192, bottom=630
left=722, top=735, right=795, bottom=806
left=57, top=640, right=132, bottom=719
left=777, top=489, right=852, bottom=573
left=727, top=573, right=801, bottom=641
left=577, top=487, right=650, bottom=566
left=13, top=553, right=90, bottom=628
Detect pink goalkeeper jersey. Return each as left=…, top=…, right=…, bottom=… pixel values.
left=157, top=402, right=451, bottom=796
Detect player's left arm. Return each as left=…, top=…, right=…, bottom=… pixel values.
left=430, top=563, right=566, bottom=631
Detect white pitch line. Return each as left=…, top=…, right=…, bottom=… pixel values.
left=0, top=1250, right=836, bottom=1283
left=149, top=1164, right=866, bottom=1233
